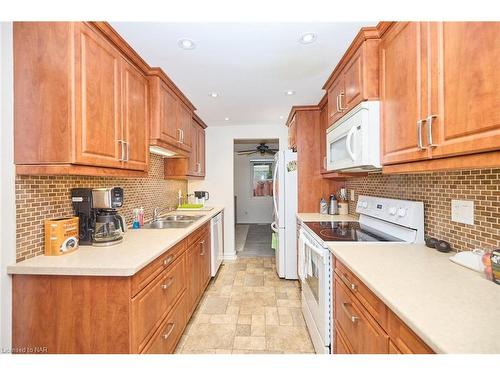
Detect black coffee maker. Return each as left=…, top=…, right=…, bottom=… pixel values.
left=71, top=187, right=126, bottom=246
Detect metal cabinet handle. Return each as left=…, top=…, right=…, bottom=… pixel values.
left=341, top=302, right=359, bottom=324
left=163, top=255, right=174, bottom=266
left=336, top=95, right=340, bottom=113
left=426, top=115, right=437, bottom=148
left=162, top=323, right=176, bottom=340
left=118, top=140, right=124, bottom=161
left=181, top=129, right=184, bottom=143
left=200, top=239, right=205, bottom=255
left=416, top=119, right=427, bottom=150
left=161, top=277, right=174, bottom=290
left=177, top=129, right=182, bottom=143
left=340, top=273, right=357, bottom=291
left=338, top=92, right=346, bottom=111
left=323, top=156, right=327, bottom=170
left=124, top=141, right=129, bottom=162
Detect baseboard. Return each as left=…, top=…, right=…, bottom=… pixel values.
left=223, top=253, right=237, bottom=261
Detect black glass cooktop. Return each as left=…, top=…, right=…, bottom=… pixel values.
left=304, top=221, right=401, bottom=242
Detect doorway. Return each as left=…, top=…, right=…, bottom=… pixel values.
left=233, top=139, right=279, bottom=257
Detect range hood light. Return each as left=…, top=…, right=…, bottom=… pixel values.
left=149, top=146, right=177, bottom=158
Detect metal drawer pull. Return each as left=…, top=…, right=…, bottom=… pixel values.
left=338, top=92, right=346, bottom=111
left=341, top=302, right=359, bottom=323
left=161, top=277, right=174, bottom=290
left=118, top=140, right=124, bottom=161
left=163, top=256, right=174, bottom=266
left=426, top=115, right=437, bottom=148
left=340, top=273, right=357, bottom=291
left=162, top=323, right=176, bottom=340
left=417, top=119, right=427, bottom=150
left=200, top=240, right=205, bottom=255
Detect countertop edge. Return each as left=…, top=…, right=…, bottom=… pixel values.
left=8, top=207, right=224, bottom=277
left=328, top=247, right=445, bottom=354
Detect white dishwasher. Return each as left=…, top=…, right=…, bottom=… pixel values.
left=210, top=211, right=224, bottom=277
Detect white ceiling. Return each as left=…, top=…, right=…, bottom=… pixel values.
left=111, top=22, right=375, bottom=127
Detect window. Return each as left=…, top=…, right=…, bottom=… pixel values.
left=251, top=160, right=274, bottom=197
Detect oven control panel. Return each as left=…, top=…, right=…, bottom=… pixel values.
left=355, top=195, right=423, bottom=230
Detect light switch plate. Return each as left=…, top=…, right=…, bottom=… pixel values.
left=451, top=199, right=474, bottom=225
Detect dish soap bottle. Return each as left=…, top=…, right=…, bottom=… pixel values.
left=328, top=194, right=338, bottom=215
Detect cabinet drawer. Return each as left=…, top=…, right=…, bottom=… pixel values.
left=187, top=222, right=209, bottom=247
left=132, top=255, right=186, bottom=352
left=131, top=239, right=186, bottom=297
left=335, top=260, right=388, bottom=330
left=142, top=293, right=186, bottom=354
left=388, top=310, right=434, bottom=354
left=334, top=275, right=389, bottom=354
left=334, top=325, right=353, bottom=354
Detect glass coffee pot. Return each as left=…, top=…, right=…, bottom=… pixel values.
left=93, top=210, right=126, bottom=246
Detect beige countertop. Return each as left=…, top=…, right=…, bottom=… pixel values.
left=296, top=212, right=358, bottom=222
left=327, top=241, right=500, bottom=354
left=8, top=207, right=224, bottom=277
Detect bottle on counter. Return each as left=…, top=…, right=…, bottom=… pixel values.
left=320, top=198, right=328, bottom=214
left=138, top=207, right=144, bottom=227
left=132, top=208, right=140, bottom=229
left=328, top=194, right=338, bottom=215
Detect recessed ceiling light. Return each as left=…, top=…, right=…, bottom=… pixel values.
left=178, top=38, right=196, bottom=50
left=279, top=115, right=284, bottom=120
left=224, top=117, right=230, bottom=121
left=299, top=32, right=317, bottom=44
left=285, top=90, right=296, bottom=96
left=209, top=92, right=220, bottom=98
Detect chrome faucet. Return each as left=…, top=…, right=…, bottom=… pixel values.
left=152, top=207, right=174, bottom=222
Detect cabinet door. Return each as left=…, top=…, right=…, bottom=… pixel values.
left=177, top=103, right=192, bottom=151
left=319, top=104, right=328, bottom=173
left=158, top=80, right=179, bottom=144
left=198, top=127, right=206, bottom=176
left=200, top=231, right=211, bottom=290
left=188, top=120, right=199, bottom=175
left=342, top=51, right=363, bottom=112
left=186, top=242, right=201, bottom=318
left=327, top=78, right=345, bottom=126
left=122, top=60, right=149, bottom=171
left=429, top=22, right=500, bottom=158
left=74, top=24, right=123, bottom=168
left=380, top=22, right=432, bottom=165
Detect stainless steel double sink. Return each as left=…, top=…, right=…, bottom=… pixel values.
left=142, top=214, right=204, bottom=229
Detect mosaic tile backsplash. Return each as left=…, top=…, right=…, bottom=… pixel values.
left=345, top=168, right=500, bottom=252
left=15, top=154, right=187, bottom=262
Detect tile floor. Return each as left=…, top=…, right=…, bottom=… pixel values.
left=175, top=256, right=315, bottom=354
left=238, top=224, right=275, bottom=257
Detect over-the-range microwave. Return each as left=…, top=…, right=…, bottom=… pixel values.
left=326, top=101, right=381, bottom=172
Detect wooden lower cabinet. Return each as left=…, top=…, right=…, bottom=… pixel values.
left=12, top=222, right=212, bottom=354
left=332, top=258, right=434, bottom=355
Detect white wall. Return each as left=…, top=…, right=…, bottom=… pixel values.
left=234, top=152, right=274, bottom=224
left=189, top=124, right=287, bottom=260
left=0, top=22, right=15, bottom=351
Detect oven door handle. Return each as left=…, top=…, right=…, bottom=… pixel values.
left=299, top=230, right=327, bottom=264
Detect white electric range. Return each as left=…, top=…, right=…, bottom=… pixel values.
left=298, top=195, right=424, bottom=354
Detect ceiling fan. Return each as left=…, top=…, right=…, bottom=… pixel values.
left=237, top=143, right=279, bottom=156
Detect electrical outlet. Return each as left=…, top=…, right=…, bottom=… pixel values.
left=451, top=200, right=474, bottom=225
left=350, top=190, right=355, bottom=201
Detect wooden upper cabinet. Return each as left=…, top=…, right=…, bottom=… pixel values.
left=429, top=22, right=500, bottom=159
left=150, top=77, right=179, bottom=145
left=14, top=22, right=150, bottom=176
left=164, top=114, right=207, bottom=179
left=381, top=22, right=500, bottom=170
left=74, top=23, right=123, bottom=169
left=380, top=22, right=431, bottom=165
left=324, top=28, right=380, bottom=127
left=177, top=102, right=192, bottom=152
left=122, top=60, right=149, bottom=171
left=197, top=124, right=206, bottom=176
left=149, top=71, right=195, bottom=156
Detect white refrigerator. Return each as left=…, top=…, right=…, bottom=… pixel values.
left=271, top=150, right=298, bottom=280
